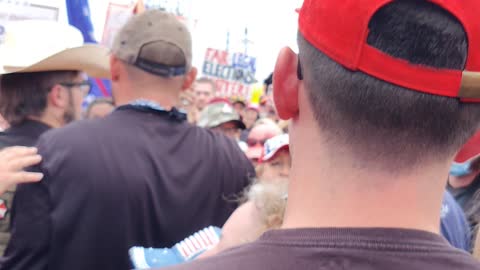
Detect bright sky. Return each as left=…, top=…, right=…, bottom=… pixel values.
left=89, top=0, right=302, bottom=81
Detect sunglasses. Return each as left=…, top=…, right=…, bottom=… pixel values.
left=60, top=81, right=92, bottom=93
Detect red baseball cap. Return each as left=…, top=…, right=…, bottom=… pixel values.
left=298, top=0, right=480, bottom=101
left=454, top=131, right=480, bottom=164
left=208, top=97, right=232, bottom=105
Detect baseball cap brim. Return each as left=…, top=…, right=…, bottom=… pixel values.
left=262, top=144, right=289, bottom=162
left=231, top=120, right=246, bottom=130
left=0, top=44, right=110, bottom=78
left=210, top=120, right=246, bottom=130
left=203, top=119, right=246, bottom=130
left=453, top=131, right=480, bottom=166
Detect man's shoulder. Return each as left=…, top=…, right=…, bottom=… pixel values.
left=165, top=243, right=273, bottom=270
left=37, top=118, right=110, bottom=152
left=190, top=126, right=246, bottom=155
left=0, top=130, right=31, bottom=148
left=165, top=230, right=480, bottom=270
left=0, top=131, right=15, bottom=149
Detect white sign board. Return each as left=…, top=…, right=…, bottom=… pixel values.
left=0, top=1, right=60, bottom=45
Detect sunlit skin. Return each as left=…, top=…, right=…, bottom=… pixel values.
left=232, top=103, right=246, bottom=116
left=87, top=103, right=115, bottom=119
left=197, top=201, right=263, bottom=260
left=0, top=114, right=9, bottom=131
left=246, top=124, right=282, bottom=162
left=68, top=73, right=90, bottom=122
left=194, top=82, right=215, bottom=111
left=0, top=146, right=43, bottom=195
left=261, top=149, right=291, bottom=181
left=247, top=125, right=281, bottom=148
left=243, top=109, right=259, bottom=130
left=448, top=170, right=480, bottom=188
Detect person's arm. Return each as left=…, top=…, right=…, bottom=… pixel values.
left=222, top=137, right=256, bottom=198
left=178, top=89, right=199, bottom=124
left=0, top=146, right=43, bottom=195
left=0, top=146, right=50, bottom=270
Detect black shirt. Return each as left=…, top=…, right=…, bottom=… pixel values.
left=166, top=228, right=480, bottom=270
left=0, top=107, right=254, bottom=270
left=0, top=120, right=51, bottom=255
left=0, top=120, right=51, bottom=149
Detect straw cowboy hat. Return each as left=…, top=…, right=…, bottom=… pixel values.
left=0, top=20, right=110, bottom=78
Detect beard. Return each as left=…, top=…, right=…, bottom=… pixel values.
left=63, top=105, right=76, bottom=124
left=63, top=90, right=78, bottom=125
left=110, top=85, right=118, bottom=106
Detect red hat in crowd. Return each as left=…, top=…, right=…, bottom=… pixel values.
left=297, top=0, right=480, bottom=101
left=246, top=104, right=260, bottom=113
left=260, top=134, right=289, bottom=163
left=208, top=97, right=232, bottom=106
left=245, top=124, right=282, bottom=161
left=454, top=131, right=480, bottom=164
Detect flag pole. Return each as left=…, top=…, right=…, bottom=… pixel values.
left=133, top=0, right=145, bottom=14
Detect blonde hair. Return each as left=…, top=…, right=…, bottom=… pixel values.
left=245, top=180, right=288, bottom=232
left=277, top=120, right=290, bottom=133
left=255, top=164, right=265, bottom=178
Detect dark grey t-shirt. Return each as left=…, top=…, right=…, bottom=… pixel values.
left=165, top=228, right=480, bottom=270
left=0, top=108, right=254, bottom=270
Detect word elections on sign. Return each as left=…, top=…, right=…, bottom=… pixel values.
left=203, top=62, right=256, bottom=85
left=231, top=53, right=256, bottom=74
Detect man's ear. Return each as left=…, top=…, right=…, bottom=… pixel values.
left=110, top=55, right=122, bottom=82
left=273, top=47, right=300, bottom=120
left=182, top=67, right=198, bottom=91
left=48, top=84, right=68, bottom=109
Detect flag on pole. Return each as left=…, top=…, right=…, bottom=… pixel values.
left=66, top=0, right=96, bottom=43
left=66, top=0, right=111, bottom=99
left=133, top=0, right=146, bottom=14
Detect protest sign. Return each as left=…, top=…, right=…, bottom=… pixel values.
left=202, top=48, right=257, bottom=98
left=101, top=3, right=133, bottom=48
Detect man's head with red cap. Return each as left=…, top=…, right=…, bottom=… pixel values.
left=274, top=0, right=480, bottom=231
left=246, top=123, right=282, bottom=164
left=449, top=131, right=480, bottom=189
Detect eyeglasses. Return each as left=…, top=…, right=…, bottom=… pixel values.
left=60, top=81, right=92, bottom=94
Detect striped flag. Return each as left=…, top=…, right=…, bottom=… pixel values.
left=66, top=0, right=111, bottom=99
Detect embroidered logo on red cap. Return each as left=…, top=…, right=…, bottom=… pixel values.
left=0, top=199, right=8, bottom=220
left=298, top=0, right=480, bottom=101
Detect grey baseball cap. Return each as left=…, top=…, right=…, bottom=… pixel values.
left=198, top=102, right=246, bottom=130
left=111, top=10, right=192, bottom=77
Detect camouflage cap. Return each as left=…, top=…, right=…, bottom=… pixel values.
left=198, top=102, right=246, bottom=129
left=111, top=10, right=191, bottom=77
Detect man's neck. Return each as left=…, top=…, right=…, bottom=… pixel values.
left=115, top=89, right=180, bottom=110
left=28, top=114, right=62, bottom=129
left=282, top=147, right=449, bottom=234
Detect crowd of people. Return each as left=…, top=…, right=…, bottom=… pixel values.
left=0, top=0, right=480, bottom=269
